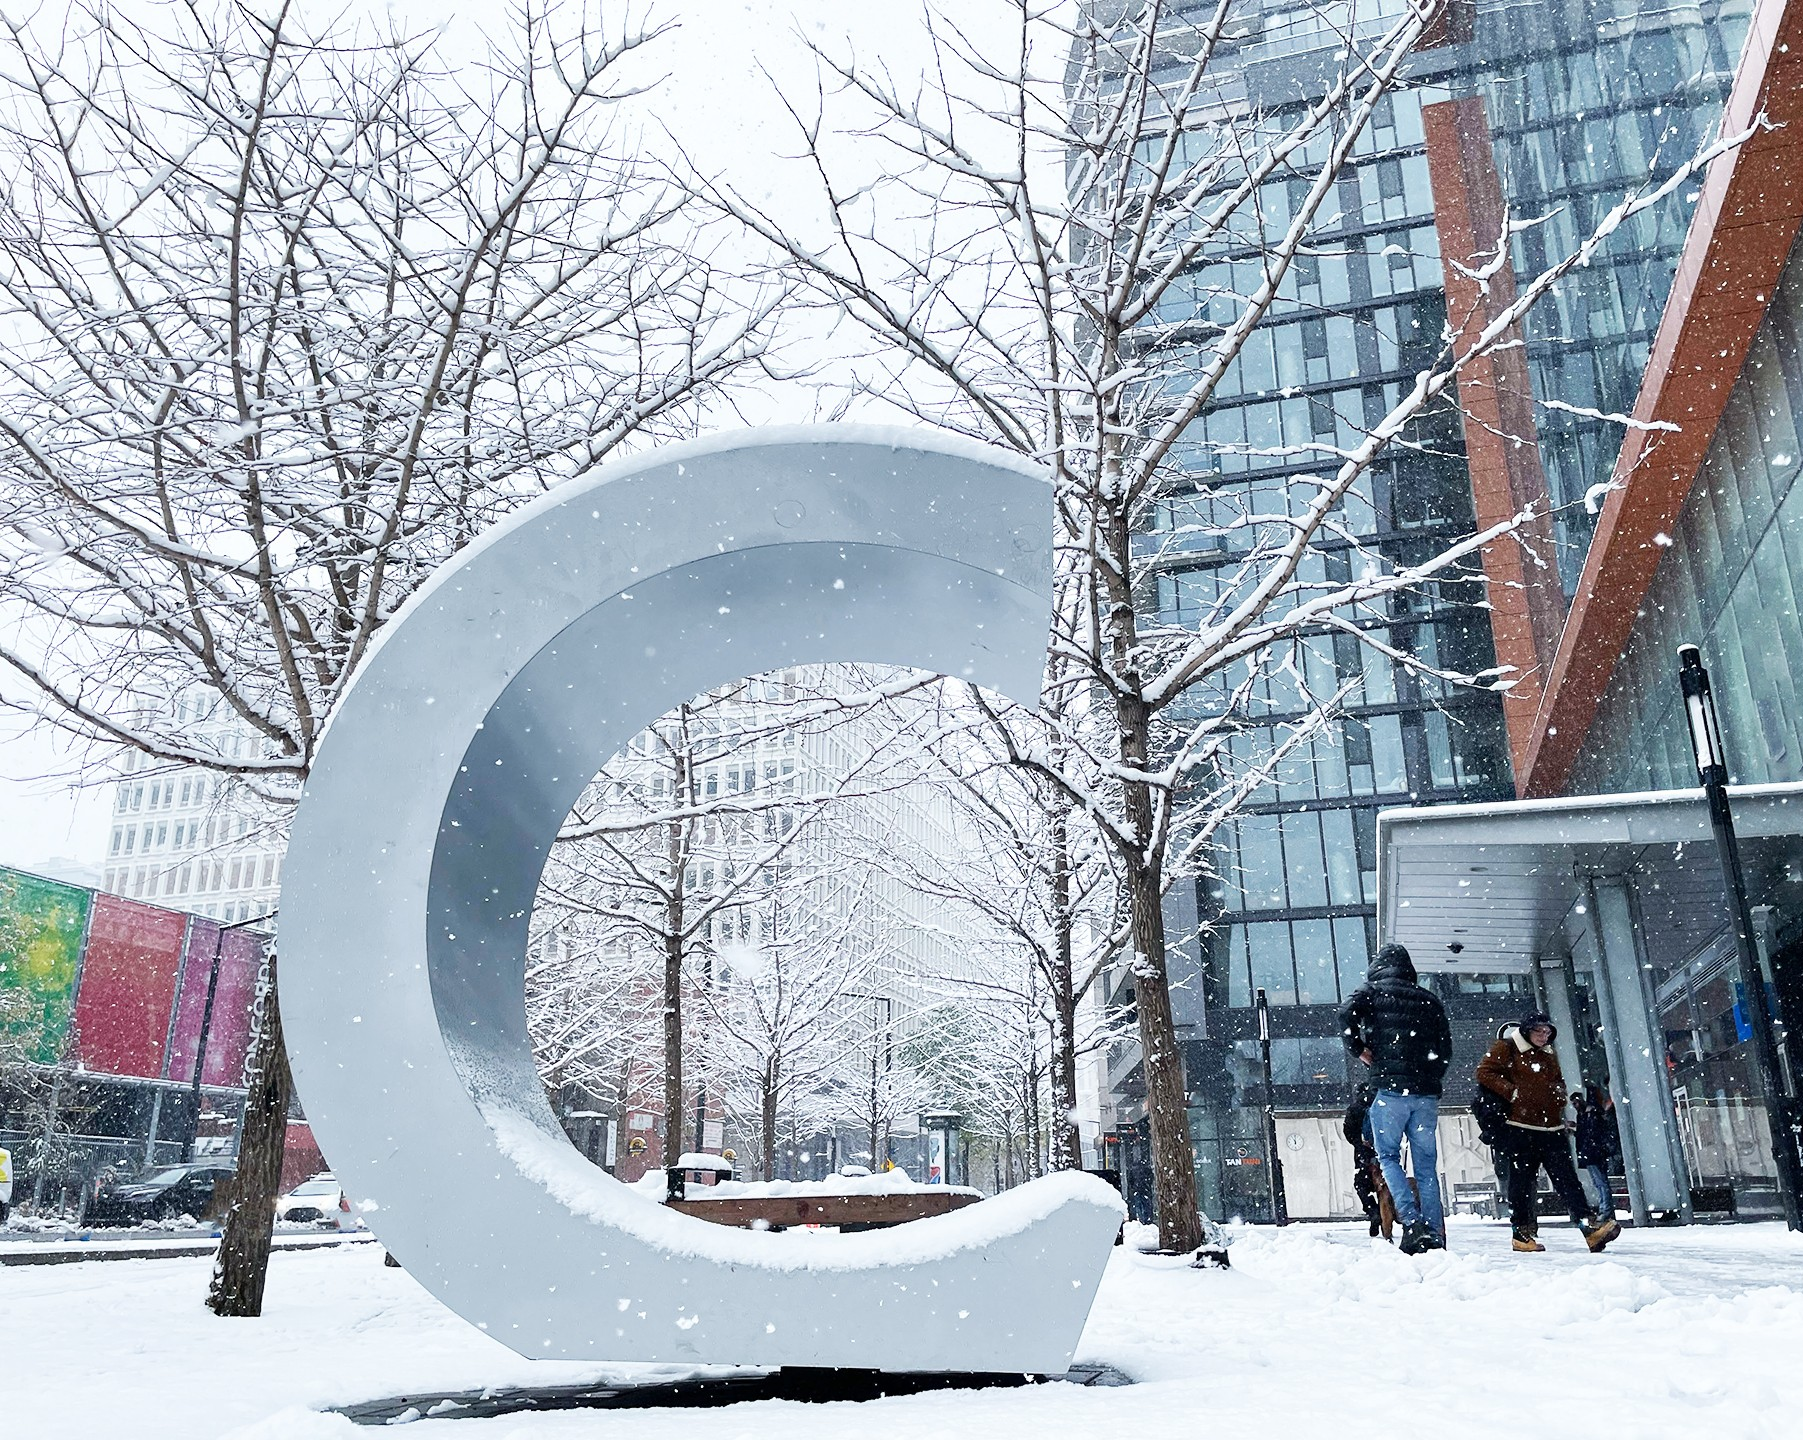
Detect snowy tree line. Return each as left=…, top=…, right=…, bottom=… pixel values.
left=524, top=665, right=1127, bottom=1187
left=0, top=0, right=1758, bottom=1288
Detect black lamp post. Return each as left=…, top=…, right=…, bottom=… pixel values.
left=1255, top=987, right=1289, bottom=1225
left=1677, top=645, right=1802, bottom=1231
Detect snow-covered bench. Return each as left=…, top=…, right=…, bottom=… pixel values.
left=653, top=1166, right=985, bottom=1231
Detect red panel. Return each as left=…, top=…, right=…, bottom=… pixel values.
left=282, top=1121, right=327, bottom=1192
left=71, top=895, right=188, bottom=1080
left=167, top=919, right=222, bottom=1085
left=201, top=929, right=264, bottom=1088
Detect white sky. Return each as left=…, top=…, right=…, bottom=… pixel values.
left=0, top=0, right=1005, bottom=876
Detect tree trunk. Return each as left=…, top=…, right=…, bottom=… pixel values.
left=1025, top=1067, right=1043, bottom=1179
left=1126, top=856, right=1203, bottom=1253
left=207, top=952, right=291, bottom=1317
left=662, top=729, right=693, bottom=1172
left=1048, top=808, right=1084, bottom=1170
left=663, top=916, right=683, bottom=1168
left=761, top=1060, right=778, bottom=1182
left=867, top=1047, right=880, bottom=1169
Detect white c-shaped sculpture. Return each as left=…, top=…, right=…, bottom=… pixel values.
left=280, top=425, right=1126, bottom=1371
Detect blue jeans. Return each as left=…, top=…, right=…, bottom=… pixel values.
left=1369, top=1090, right=1444, bottom=1236
left=1585, top=1162, right=1616, bottom=1219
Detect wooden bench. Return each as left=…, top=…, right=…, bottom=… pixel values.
left=666, top=1190, right=982, bottom=1232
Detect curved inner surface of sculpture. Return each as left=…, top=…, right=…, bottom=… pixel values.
left=280, top=425, right=1127, bottom=1371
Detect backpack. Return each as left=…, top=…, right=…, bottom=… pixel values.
left=1472, top=1086, right=1511, bottom=1149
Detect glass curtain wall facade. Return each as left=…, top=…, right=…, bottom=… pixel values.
left=1570, top=231, right=1803, bottom=797
left=1563, top=229, right=1803, bottom=1209
left=1122, top=0, right=1748, bottom=1220
left=1484, top=0, right=1749, bottom=589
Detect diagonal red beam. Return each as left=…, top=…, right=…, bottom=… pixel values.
left=1518, top=0, right=1803, bottom=798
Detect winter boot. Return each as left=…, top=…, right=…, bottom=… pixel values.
left=1582, top=1216, right=1621, bottom=1253
left=1511, top=1227, right=1545, bottom=1253
left=1398, top=1219, right=1436, bottom=1255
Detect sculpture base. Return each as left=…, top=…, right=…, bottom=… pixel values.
left=333, top=1362, right=1133, bottom=1425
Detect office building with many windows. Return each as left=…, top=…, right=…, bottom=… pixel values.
left=97, top=693, right=284, bottom=924
left=1102, top=0, right=1755, bottom=1222
left=1383, top=0, right=1803, bottom=1222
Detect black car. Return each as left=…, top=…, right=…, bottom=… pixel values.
left=85, top=1162, right=235, bottom=1227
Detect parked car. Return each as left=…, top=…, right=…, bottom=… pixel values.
left=276, top=1172, right=358, bottom=1231
left=85, top=1162, right=234, bottom=1227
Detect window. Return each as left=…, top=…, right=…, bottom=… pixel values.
left=1233, top=813, right=1285, bottom=910
left=1292, top=918, right=1336, bottom=1005
left=1323, top=809, right=1360, bottom=904
left=110, top=828, right=122, bottom=857
left=1248, top=922, right=1296, bottom=1005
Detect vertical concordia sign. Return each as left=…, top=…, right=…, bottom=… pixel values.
left=281, top=426, right=1125, bottom=1371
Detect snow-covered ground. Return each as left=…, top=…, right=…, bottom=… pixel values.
left=5, top=1217, right=1801, bottom=1439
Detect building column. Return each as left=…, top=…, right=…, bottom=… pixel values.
left=1585, top=879, right=1691, bottom=1223
left=1537, top=956, right=1586, bottom=1104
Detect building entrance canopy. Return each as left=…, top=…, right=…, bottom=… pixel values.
left=1377, top=782, right=1803, bottom=1225
left=1378, top=783, right=1803, bottom=976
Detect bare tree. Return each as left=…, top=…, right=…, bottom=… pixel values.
left=0, top=0, right=780, bottom=1309
left=889, top=693, right=1125, bottom=1172
left=531, top=667, right=944, bottom=1173
left=706, top=0, right=1748, bottom=1251
left=702, top=891, right=885, bottom=1180
left=0, top=0, right=777, bottom=786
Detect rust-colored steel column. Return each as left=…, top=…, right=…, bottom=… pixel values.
left=1423, top=95, right=1567, bottom=790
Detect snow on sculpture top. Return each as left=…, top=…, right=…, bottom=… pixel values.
left=279, top=425, right=1125, bottom=1370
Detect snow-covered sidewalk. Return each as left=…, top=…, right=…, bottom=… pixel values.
left=5, top=1218, right=1800, bottom=1439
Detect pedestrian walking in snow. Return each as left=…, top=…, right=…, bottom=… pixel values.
left=1338, top=943, right=1451, bottom=1255
left=1572, top=1085, right=1621, bottom=1221
left=1476, top=1014, right=1620, bottom=1253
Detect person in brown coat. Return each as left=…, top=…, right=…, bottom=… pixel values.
left=1476, top=1012, right=1620, bottom=1254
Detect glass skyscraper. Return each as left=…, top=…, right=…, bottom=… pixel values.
left=1105, top=0, right=1752, bottom=1221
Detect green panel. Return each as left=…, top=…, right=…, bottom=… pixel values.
left=0, top=866, right=92, bottom=1065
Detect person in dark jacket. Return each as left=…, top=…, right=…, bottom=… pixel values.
left=1477, top=1013, right=1620, bottom=1253
left=1339, top=943, right=1451, bottom=1254
left=1572, top=1084, right=1621, bottom=1221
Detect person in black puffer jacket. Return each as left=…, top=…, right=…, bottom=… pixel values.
left=1339, top=944, right=1452, bottom=1254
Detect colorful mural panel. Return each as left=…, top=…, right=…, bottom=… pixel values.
left=0, top=868, right=91, bottom=1064
left=71, top=895, right=188, bottom=1079
left=2, top=864, right=268, bottom=1085
left=168, top=921, right=265, bottom=1087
